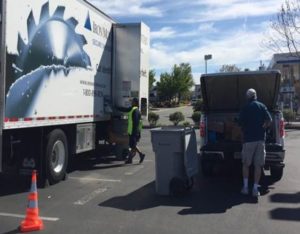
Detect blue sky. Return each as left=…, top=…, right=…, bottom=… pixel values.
left=89, top=0, right=285, bottom=84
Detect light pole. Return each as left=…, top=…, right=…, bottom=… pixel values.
left=204, top=54, right=212, bottom=74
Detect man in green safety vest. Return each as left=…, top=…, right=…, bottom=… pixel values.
left=117, top=98, right=145, bottom=164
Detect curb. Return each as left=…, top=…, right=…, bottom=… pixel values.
left=285, top=124, right=300, bottom=130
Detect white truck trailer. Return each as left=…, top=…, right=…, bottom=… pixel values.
left=0, top=0, right=149, bottom=185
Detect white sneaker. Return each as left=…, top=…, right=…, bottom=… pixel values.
left=241, top=187, right=249, bottom=195
left=252, top=188, right=260, bottom=197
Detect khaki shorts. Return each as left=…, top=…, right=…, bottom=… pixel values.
left=242, top=141, right=266, bottom=167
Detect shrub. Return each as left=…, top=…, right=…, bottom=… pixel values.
left=283, top=109, right=296, bottom=123
left=182, top=121, right=191, bottom=127
left=193, top=99, right=203, bottom=112
left=192, top=111, right=201, bottom=125
left=148, top=112, right=159, bottom=127
left=169, top=111, right=185, bottom=126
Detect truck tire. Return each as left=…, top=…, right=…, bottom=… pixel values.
left=45, top=129, right=68, bottom=185
left=201, top=160, right=214, bottom=177
left=270, top=167, right=283, bottom=181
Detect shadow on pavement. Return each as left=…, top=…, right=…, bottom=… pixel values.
left=70, top=155, right=125, bottom=172
left=270, top=192, right=300, bottom=203
left=270, top=208, right=300, bottom=221
left=1, top=229, right=20, bottom=234
left=269, top=192, right=300, bottom=221
left=99, top=174, right=271, bottom=215
left=0, top=175, right=31, bottom=197
left=68, top=144, right=128, bottom=172
left=0, top=145, right=126, bottom=196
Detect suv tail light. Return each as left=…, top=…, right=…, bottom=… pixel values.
left=279, top=118, right=285, bottom=138
left=200, top=121, right=206, bottom=137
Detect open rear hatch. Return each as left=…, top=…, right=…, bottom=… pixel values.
left=0, top=1, right=4, bottom=172
left=201, top=70, right=281, bottom=112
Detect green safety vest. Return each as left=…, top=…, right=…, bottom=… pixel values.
left=128, top=106, right=143, bottom=135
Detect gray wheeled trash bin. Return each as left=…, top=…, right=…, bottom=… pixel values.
left=151, top=127, right=198, bottom=196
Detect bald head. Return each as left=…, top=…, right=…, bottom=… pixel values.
left=246, top=88, right=257, bottom=101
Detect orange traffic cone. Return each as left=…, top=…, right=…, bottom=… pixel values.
left=19, top=170, right=44, bottom=232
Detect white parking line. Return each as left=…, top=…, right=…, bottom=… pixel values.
left=132, top=159, right=153, bottom=163
left=125, top=165, right=144, bottom=175
left=69, top=176, right=121, bottom=183
left=0, top=212, right=59, bottom=221
left=74, top=187, right=107, bottom=205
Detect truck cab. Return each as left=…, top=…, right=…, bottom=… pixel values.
left=199, top=70, right=285, bottom=181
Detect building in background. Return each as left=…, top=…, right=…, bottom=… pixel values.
left=269, top=53, right=300, bottom=114
left=193, top=84, right=202, bottom=99
left=149, top=86, right=159, bottom=103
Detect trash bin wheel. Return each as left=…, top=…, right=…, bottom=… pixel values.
left=169, top=177, right=192, bottom=196
left=186, top=177, right=194, bottom=190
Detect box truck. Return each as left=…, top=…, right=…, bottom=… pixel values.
left=0, top=0, right=149, bottom=185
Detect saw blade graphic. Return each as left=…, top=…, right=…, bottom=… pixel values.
left=6, top=2, right=91, bottom=118
left=16, top=1, right=91, bottom=76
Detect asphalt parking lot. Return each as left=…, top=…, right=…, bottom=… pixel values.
left=1, top=113, right=300, bottom=233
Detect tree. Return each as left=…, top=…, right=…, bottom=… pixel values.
left=172, top=63, right=194, bottom=104
left=157, top=72, right=176, bottom=102
left=283, top=109, right=296, bottom=124
left=157, top=63, right=194, bottom=103
left=149, top=69, right=156, bottom=91
left=219, top=64, right=241, bottom=72
left=266, top=0, right=300, bottom=56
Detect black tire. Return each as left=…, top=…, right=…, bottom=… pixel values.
left=270, top=167, right=283, bottom=181
left=169, top=177, right=187, bottom=196
left=186, top=177, right=194, bottom=190
left=201, top=160, right=214, bottom=177
left=45, top=129, right=68, bottom=185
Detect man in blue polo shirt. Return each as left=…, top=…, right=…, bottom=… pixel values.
left=239, top=88, right=272, bottom=197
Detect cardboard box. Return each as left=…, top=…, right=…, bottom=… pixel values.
left=208, top=121, right=224, bottom=133
left=224, top=121, right=234, bottom=140
left=224, top=121, right=243, bottom=141
left=231, top=125, right=243, bottom=141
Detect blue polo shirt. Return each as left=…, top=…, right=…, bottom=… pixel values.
left=239, top=100, right=272, bottom=142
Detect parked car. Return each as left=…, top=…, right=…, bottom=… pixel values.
left=199, top=70, right=285, bottom=181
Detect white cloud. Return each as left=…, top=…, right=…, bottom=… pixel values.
left=86, top=0, right=284, bottom=82
left=197, top=23, right=217, bottom=33
left=180, top=0, right=282, bottom=23
left=150, top=21, right=274, bottom=73
left=150, top=45, right=177, bottom=69
left=88, top=0, right=162, bottom=17
left=151, top=23, right=217, bottom=40
left=192, top=73, right=202, bottom=84
left=151, top=27, right=176, bottom=39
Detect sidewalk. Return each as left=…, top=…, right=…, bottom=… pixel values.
left=285, top=122, right=300, bottom=130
